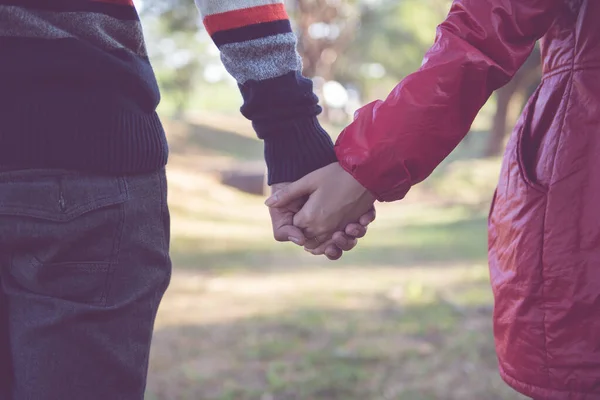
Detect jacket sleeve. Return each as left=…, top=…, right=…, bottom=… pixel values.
left=334, top=0, right=562, bottom=201
left=195, top=0, right=336, bottom=185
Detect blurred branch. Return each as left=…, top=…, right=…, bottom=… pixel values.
left=293, top=0, right=361, bottom=79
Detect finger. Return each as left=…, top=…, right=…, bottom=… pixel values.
left=332, top=231, right=358, bottom=251
left=297, top=222, right=332, bottom=241
left=305, top=244, right=327, bottom=255
left=304, top=237, right=333, bottom=254
left=344, top=223, right=367, bottom=239
left=305, top=242, right=342, bottom=260
left=325, top=245, right=343, bottom=261
left=303, top=233, right=331, bottom=250
left=359, top=208, right=376, bottom=226
left=272, top=224, right=307, bottom=246
left=265, top=178, right=312, bottom=208
left=269, top=207, right=307, bottom=245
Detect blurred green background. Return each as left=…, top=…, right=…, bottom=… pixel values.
left=140, top=0, right=536, bottom=398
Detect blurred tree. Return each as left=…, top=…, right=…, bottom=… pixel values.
left=335, top=0, right=451, bottom=96
left=140, top=0, right=210, bottom=117
left=486, top=46, right=542, bottom=156
left=141, top=0, right=541, bottom=156
left=140, top=0, right=198, bottom=30
left=287, top=0, right=451, bottom=121
left=287, top=0, right=361, bottom=80
left=337, top=0, right=542, bottom=157
left=284, top=0, right=363, bottom=122
left=140, top=0, right=449, bottom=116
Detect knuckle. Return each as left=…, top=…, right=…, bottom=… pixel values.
left=316, top=226, right=332, bottom=237
left=294, top=214, right=308, bottom=228
left=332, top=236, right=345, bottom=246
left=303, top=211, right=317, bottom=224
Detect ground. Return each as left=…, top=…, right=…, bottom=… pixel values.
left=144, top=116, right=526, bottom=400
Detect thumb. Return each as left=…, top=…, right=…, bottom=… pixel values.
left=265, top=177, right=313, bottom=207
left=273, top=225, right=307, bottom=246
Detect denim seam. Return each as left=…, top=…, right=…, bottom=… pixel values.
left=101, top=176, right=129, bottom=307
left=157, top=170, right=171, bottom=294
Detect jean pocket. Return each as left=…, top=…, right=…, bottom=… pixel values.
left=0, top=171, right=129, bottom=305
left=0, top=171, right=128, bottom=222
left=9, top=257, right=112, bottom=305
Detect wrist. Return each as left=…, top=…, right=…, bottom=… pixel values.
left=263, top=117, right=337, bottom=185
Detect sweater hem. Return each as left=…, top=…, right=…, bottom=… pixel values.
left=0, top=94, right=168, bottom=174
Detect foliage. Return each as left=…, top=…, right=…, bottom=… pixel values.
left=141, top=0, right=536, bottom=154
left=336, top=0, right=450, bottom=97
left=141, top=0, right=217, bottom=116
left=140, top=0, right=453, bottom=110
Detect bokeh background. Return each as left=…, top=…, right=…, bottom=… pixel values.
left=139, top=0, right=539, bottom=398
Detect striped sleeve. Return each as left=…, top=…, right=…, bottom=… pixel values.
left=195, top=0, right=337, bottom=185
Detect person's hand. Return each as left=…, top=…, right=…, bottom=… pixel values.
left=305, top=208, right=376, bottom=257
left=269, top=182, right=373, bottom=260
left=266, top=163, right=376, bottom=249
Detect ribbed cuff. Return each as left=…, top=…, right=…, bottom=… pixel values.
left=261, top=117, right=337, bottom=185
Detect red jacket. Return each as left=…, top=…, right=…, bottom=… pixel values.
left=336, top=1, right=600, bottom=398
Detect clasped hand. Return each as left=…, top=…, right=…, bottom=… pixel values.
left=265, top=163, right=376, bottom=260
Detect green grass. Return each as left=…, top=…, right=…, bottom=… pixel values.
left=165, top=117, right=263, bottom=161
left=145, top=115, right=526, bottom=400
left=168, top=205, right=488, bottom=272
left=147, top=267, right=519, bottom=399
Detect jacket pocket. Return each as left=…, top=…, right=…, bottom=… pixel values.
left=515, top=87, right=549, bottom=193
left=515, top=74, right=571, bottom=194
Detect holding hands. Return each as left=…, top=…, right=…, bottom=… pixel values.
left=266, top=163, right=376, bottom=259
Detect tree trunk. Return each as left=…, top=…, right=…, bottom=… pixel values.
left=485, top=46, right=542, bottom=157
left=486, top=81, right=517, bottom=157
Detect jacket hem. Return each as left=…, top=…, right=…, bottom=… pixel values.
left=499, top=363, right=600, bottom=400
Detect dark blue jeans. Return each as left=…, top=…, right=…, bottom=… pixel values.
left=0, top=169, right=171, bottom=400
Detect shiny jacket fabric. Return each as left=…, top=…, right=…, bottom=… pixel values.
left=335, top=0, right=600, bottom=398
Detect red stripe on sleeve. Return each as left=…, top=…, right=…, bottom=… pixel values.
left=204, top=3, right=288, bottom=36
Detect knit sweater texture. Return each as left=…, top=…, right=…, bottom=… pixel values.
left=0, top=0, right=336, bottom=183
